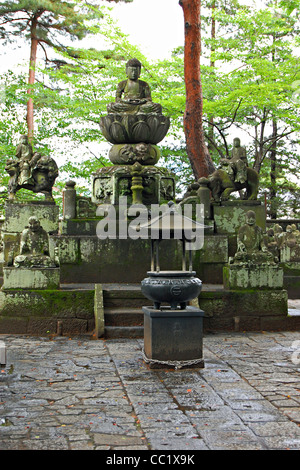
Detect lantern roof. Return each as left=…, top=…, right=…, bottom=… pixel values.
left=140, top=202, right=207, bottom=241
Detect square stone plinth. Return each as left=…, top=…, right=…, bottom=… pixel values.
left=3, top=201, right=59, bottom=234
left=2, top=267, right=60, bottom=290
left=223, top=263, right=283, bottom=290
left=143, top=306, right=204, bottom=368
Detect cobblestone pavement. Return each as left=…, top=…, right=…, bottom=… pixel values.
left=0, top=331, right=300, bottom=451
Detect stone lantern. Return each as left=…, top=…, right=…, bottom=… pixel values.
left=140, top=202, right=205, bottom=369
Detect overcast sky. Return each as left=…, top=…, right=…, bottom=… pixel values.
left=109, top=0, right=184, bottom=60
left=0, top=0, right=184, bottom=73
left=0, top=0, right=267, bottom=73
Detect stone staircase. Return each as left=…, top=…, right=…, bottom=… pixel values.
left=102, top=284, right=147, bottom=338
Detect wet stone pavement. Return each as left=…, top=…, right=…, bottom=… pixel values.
left=0, top=331, right=300, bottom=451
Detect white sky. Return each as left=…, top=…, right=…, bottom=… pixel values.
left=108, top=0, right=184, bottom=60
left=0, top=0, right=184, bottom=73
left=0, top=0, right=269, bottom=72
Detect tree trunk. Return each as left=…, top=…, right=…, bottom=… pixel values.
left=207, top=1, right=216, bottom=155
left=27, top=16, right=38, bottom=142
left=269, top=119, right=278, bottom=219
left=179, top=0, right=215, bottom=179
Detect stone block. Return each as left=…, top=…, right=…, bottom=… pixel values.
left=59, top=237, right=183, bottom=284
left=283, top=275, right=300, bottom=299
left=53, top=236, right=79, bottom=264
left=194, top=234, right=228, bottom=282
left=3, top=201, right=59, bottom=234
left=0, top=340, right=6, bottom=365
left=2, top=267, right=60, bottom=290
left=213, top=201, right=266, bottom=255
left=213, top=201, right=266, bottom=235
left=280, top=245, right=300, bottom=263
left=94, top=284, right=105, bottom=338
left=280, top=262, right=300, bottom=276
left=143, top=306, right=204, bottom=366
left=0, top=288, right=94, bottom=335
left=223, top=264, right=283, bottom=290
left=199, top=288, right=288, bottom=331
left=2, top=232, right=20, bottom=264
left=0, top=316, right=28, bottom=334
left=59, top=219, right=101, bottom=236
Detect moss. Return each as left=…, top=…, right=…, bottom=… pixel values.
left=0, top=289, right=95, bottom=318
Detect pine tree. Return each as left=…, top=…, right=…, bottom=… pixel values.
left=0, top=0, right=132, bottom=141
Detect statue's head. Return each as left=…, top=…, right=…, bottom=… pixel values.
left=233, top=137, right=241, bottom=147
left=126, top=58, right=142, bottom=80
left=286, top=225, right=292, bottom=233
left=28, top=216, right=41, bottom=232
left=20, top=134, right=28, bottom=144
left=246, top=210, right=256, bottom=225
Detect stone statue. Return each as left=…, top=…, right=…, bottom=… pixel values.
left=15, top=134, right=34, bottom=185
left=107, top=58, right=162, bottom=115
left=199, top=165, right=259, bottom=202
left=5, top=137, right=58, bottom=201
left=282, top=224, right=299, bottom=248
left=231, top=210, right=276, bottom=264
left=274, top=224, right=284, bottom=250
left=220, top=138, right=248, bottom=185
left=13, top=216, right=58, bottom=268
left=265, top=228, right=280, bottom=259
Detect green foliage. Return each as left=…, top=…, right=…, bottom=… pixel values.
left=0, top=1, right=299, bottom=219
left=199, top=0, right=300, bottom=217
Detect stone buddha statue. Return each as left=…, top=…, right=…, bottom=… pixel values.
left=107, top=58, right=162, bottom=115
left=232, top=211, right=275, bottom=264
left=13, top=216, right=58, bottom=268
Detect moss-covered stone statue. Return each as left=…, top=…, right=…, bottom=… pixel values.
left=230, top=210, right=276, bottom=264
left=107, top=58, right=162, bottom=115
left=198, top=138, right=258, bottom=202
left=5, top=135, right=58, bottom=201
left=199, top=167, right=259, bottom=202
left=100, top=58, right=170, bottom=163
left=12, top=216, right=58, bottom=268
left=220, top=138, right=248, bottom=185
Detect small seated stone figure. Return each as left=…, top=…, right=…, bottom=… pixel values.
left=290, top=224, right=300, bottom=244
left=274, top=223, right=284, bottom=250
left=231, top=210, right=276, bottom=264
left=220, top=137, right=248, bottom=185
left=265, top=228, right=280, bottom=259
left=282, top=224, right=298, bottom=248
left=107, top=58, right=162, bottom=115
left=13, top=217, right=58, bottom=268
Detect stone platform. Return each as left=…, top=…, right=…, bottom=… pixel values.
left=1, top=331, right=300, bottom=450
left=0, top=283, right=298, bottom=336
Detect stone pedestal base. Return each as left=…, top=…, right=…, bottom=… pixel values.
left=2, top=201, right=59, bottom=267
left=2, top=267, right=60, bottom=290
left=3, top=201, right=59, bottom=234
left=212, top=201, right=266, bottom=256
left=143, top=306, right=204, bottom=369
left=91, top=165, right=175, bottom=206
left=223, top=263, right=283, bottom=290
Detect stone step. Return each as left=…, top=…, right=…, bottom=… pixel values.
left=104, top=325, right=144, bottom=339
left=103, top=286, right=147, bottom=309
left=104, top=308, right=144, bottom=327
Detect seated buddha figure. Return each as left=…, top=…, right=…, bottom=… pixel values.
left=13, top=216, right=58, bottom=268
left=232, top=210, right=275, bottom=264
left=107, top=58, right=162, bottom=115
